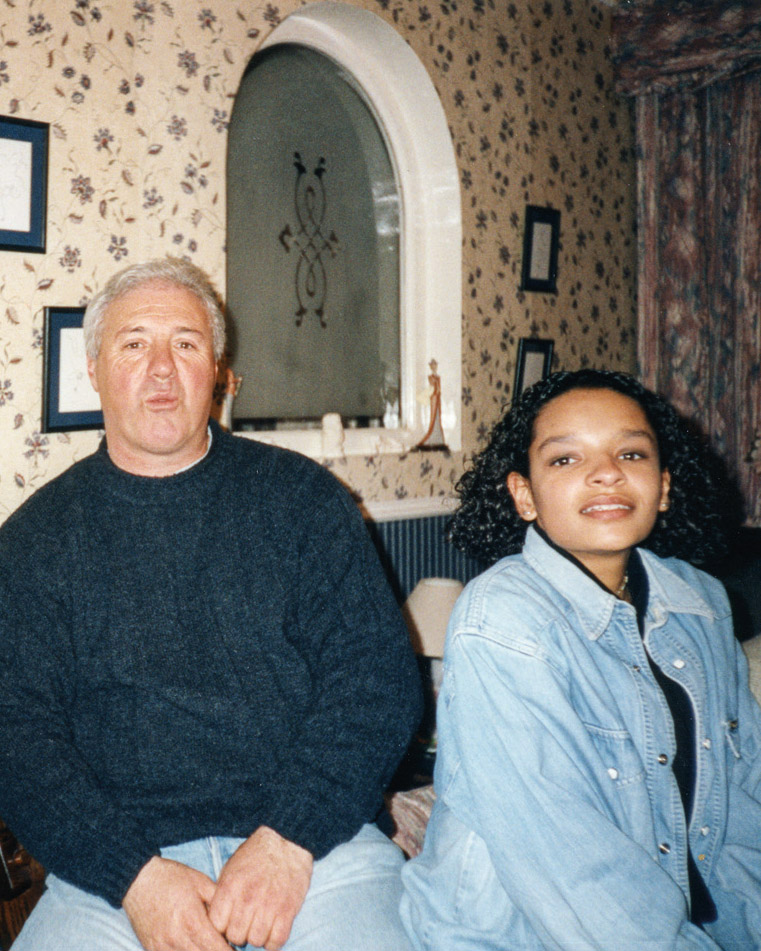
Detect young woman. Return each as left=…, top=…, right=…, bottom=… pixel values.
left=400, top=369, right=761, bottom=950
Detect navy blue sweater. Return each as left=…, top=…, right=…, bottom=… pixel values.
left=0, top=422, right=421, bottom=907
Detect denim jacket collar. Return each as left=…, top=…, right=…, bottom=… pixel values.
left=521, top=525, right=716, bottom=642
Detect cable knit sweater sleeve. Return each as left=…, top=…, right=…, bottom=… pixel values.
left=0, top=425, right=422, bottom=907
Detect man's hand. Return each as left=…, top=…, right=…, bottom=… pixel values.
left=122, top=856, right=230, bottom=951
left=208, top=826, right=313, bottom=950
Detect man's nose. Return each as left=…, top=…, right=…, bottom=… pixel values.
left=149, top=342, right=176, bottom=380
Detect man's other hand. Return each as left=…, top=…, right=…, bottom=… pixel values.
left=122, top=856, right=230, bottom=951
left=208, top=825, right=313, bottom=950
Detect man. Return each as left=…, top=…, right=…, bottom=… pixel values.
left=0, top=258, right=421, bottom=951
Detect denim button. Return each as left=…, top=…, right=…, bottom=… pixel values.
left=672, top=658, right=685, bottom=669
left=702, top=738, right=712, bottom=749
left=700, top=826, right=710, bottom=836
left=657, top=754, right=668, bottom=765
left=658, top=843, right=671, bottom=854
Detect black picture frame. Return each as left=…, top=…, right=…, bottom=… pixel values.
left=0, top=115, right=49, bottom=253
left=520, top=205, right=560, bottom=293
left=514, top=337, right=554, bottom=398
left=42, top=307, right=103, bottom=433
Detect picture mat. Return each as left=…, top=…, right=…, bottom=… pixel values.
left=0, top=138, right=32, bottom=232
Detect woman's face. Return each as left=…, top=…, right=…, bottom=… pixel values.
left=507, top=387, right=671, bottom=584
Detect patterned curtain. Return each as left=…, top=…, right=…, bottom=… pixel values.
left=612, top=1, right=761, bottom=525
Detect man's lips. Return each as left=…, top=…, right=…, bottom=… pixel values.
left=145, top=393, right=178, bottom=410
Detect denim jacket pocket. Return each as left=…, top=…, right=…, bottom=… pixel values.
left=583, top=721, right=646, bottom=789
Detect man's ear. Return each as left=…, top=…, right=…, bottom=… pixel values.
left=507, top=472, right=536, bottom=522
left=86, top=356, right=99, bottom=393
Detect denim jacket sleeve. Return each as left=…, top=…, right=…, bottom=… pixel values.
left=439, top=617, right=723, bottom=950
left=703, top=634, right=761, bottom=948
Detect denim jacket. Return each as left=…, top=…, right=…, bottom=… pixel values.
left=401, top=527, right=761, bottom=950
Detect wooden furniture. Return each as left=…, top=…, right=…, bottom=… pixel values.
left=0, top=820, right=44, bottom=950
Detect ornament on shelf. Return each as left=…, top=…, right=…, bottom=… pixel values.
left=414, top=359, right=447, bottom=451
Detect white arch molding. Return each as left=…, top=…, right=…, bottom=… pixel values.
left=237, top=0, right=461, bottom=457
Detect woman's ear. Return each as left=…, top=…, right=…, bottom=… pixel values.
left=507, top=472, right=536, bottom=522
left=659, top=468, right=671, bottom=512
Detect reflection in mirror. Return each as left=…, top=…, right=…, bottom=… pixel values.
left=227, top=44, right=401, bottom=431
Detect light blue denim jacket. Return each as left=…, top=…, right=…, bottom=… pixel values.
left=401, top=527, right=761, bottom=950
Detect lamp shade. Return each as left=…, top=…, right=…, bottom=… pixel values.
left=402, top=577, right=464, bottom=658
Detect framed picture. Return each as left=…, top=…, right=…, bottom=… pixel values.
left=42, top=307, right=103, bottom=433
left=514, top=337, right=554, bottom=398
left=0, top=115, right=49, bottom=253
left=520, top=204, right=560, bottom=293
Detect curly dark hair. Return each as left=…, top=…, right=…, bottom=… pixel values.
left=448, top=369, right=739, bottom=567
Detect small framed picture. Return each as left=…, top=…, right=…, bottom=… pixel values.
left=42, top=307, right=103, bottom=433
left=520, top=205, right=560, bottom=293
left=514, top=338, right=554, bottom=398
left=0, top=115, right=49, bottom=253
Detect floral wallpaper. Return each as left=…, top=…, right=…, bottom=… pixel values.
left=0, top=0, right=636, bottom=523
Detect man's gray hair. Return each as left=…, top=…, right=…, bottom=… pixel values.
left=83, top=257, right=226, bottom=361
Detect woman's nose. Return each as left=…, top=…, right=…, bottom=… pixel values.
left=587, top=455, right=623, bottom=484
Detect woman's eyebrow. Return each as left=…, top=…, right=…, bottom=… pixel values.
left=534, top=433, right=577, bottom=454
left=534, top=428, right=657, bottom=454
left=618, top=428, right=657, bottom=443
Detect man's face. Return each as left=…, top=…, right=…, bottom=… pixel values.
left=87, top=280, right=218, bottom=476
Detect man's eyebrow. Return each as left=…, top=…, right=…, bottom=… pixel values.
left=114, top=324, right=204, bottom=336
left=535, top=428, right=656, bottom=454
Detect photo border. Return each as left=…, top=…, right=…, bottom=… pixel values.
left=0, top=115, right=49, bottom=254
left=42, top=307, right=103, bottom=433
left=520, top=204, right=560, bottom=294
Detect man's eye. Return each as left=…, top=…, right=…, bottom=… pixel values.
left=550, top=456, right=573, bottom=467
left=620, top=451, right=645, bottom=460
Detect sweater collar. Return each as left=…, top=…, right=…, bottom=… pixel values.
left=94, top=418, right=228, bottom=497
left=172, top=424, right=213, bottom=475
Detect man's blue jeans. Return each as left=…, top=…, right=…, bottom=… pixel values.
left=13, top=824, right=411, bottom=950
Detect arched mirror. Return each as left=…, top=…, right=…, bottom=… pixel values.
left=226, top=1, right=461, bottom=456
left=228, top=44, right=400, bottom=428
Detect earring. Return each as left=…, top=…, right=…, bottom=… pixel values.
left=659, top=500, right=669, bottom=512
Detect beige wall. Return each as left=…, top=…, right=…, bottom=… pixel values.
left=0, top=0, right=636, bottom=522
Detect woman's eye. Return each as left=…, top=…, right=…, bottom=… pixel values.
left=550, top=456, right=573, bottom=467
left=620, top=450, right=646, bottom=460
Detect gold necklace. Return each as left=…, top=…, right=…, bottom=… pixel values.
left=614, top=573, right=629, bottom=600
